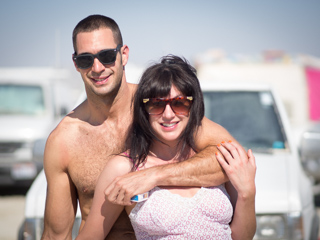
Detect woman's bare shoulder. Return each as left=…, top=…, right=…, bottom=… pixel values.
left=105, top=154, right=133, bottom=174
left=97, top=154, right=133, bottom=185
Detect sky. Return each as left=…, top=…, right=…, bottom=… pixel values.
left=1, top=0, right=320, bottom=70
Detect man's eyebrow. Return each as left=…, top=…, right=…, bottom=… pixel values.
left=77, top=47, right=117, bottom=55
left=77, top=52, right=91, bottom=55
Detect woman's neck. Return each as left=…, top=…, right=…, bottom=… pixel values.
left=149, top=141, right=194, bottom=162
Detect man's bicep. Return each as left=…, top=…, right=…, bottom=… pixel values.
left=42, top=135, right=77, bottom=238
left=186, top=117, right=232, bottom=186
left=43, top=173, right=77, bottom=238
left=194, top=117, right=236, bottom=151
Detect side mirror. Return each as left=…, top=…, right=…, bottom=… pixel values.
left=300, top=130, right=320, bottom=181
left=33, top=139, right=47, bottom=162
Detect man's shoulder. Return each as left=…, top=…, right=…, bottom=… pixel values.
left=200, top=116, right=226, bottom=131
left=44, top=112, right=89, bottom=170
left=51, top=115, right=82, bottom=138
left=47, top=105, right=90, bottom=148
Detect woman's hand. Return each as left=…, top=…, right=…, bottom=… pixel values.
left=216, top=141, right=257, bottom=240
left=215, top=141, right=256, bottom=198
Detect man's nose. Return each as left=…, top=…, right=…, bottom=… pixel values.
left=91, top=57, right=106, bottom=72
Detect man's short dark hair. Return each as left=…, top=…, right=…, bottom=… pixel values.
left=72, top=14, right=123, bottom=54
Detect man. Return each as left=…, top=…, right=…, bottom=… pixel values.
left=42, top=15, right=237, bottom=240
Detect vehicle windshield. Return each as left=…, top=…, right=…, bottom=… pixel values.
left=0, top=84, right=45, bottom=115
left=203, top=91, right=287, bottom=153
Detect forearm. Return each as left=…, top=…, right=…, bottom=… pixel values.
left=154, top=145, right=228, bottom=187
left=230, top=194, right=256, bottom=240
left=104, top=146, right=229, bottom=206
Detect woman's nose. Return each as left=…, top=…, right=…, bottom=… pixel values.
left=162, top=103, right=175, bottom=119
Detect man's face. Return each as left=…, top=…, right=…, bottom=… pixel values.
left=73, top=28, right=128, bottom=98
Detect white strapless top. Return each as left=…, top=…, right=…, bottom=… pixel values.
left=129, top=184, right=233, bottom=240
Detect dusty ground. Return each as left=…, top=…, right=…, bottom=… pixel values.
left=0, top=187, right=27, bottom=240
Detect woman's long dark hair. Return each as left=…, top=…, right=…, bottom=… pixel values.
left=128, top=55, right=204, bottom=170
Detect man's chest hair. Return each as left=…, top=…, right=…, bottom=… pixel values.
left=68, top=131, right=128, bottom=197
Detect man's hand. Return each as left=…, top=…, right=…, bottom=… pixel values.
left=104, top=167, right=159, bottom=205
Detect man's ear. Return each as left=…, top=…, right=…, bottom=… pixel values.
left=121, top=45, right=129, bottom=67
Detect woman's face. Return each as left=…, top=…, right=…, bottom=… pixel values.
left=148, top=85, right=190, bottom=146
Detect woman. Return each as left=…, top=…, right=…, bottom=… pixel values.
left=76, top=55, right=256, bottom=239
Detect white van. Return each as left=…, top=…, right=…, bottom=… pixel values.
left=0, top=68, right=74, bottom=188
left=19, top=83, right=319, bottom=240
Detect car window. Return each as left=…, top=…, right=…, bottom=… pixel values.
left=0, top=84, right=45, bottom=115
left=203, top=91, right=287, bottom=153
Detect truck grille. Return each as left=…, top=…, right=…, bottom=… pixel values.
left=0, top=142, right=23, bottom=153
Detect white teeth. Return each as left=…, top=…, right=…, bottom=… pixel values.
left=162, top=123, right=176, bottom=127
left=94, top=78, right=105, bottom=82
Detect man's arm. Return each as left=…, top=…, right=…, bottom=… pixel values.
left=106, top=117, right=238, bottom=205
left=41, top=130, right=78, bottom=239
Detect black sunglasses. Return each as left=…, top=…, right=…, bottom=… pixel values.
left=73, top=44, right=122, bottom=69
left=143, top=96, right=193, bottom=115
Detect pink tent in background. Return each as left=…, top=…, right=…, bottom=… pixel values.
left=305, top=67, right=320, bottom=121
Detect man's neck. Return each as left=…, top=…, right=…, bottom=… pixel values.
left=85, top=80, right=135, bottom=125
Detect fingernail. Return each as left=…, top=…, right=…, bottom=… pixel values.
left=217, top=144, right=221, bottom=147
left=228, top=140, right=232, bottom=143
left=221, top=141, right=225, bottom=144
left=215, top=152, right=219, bottom=156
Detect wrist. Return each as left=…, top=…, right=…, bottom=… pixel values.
left=237, top=187, right=256, bottom=202
left=150, top=164, right=172, bottom=187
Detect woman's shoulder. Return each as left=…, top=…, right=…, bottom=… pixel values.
left=102, top=154, right=133, bottom=176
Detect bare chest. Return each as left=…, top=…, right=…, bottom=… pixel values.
left=68, top=124, right=129, bottom=200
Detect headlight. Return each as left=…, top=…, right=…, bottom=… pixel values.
left=254, top=212, right=303, bottom=240
left=14, top=142, right=33, bottom=160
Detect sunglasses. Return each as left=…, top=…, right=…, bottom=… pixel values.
left=73, top=44, right=122, bottom=69
left=143, top=96, right=193, bottom=115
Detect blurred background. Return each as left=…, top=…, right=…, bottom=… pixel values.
left=1, top=0, right=320, bottom=239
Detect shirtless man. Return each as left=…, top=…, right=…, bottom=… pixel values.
left=41, top=15, right=237, bottom=240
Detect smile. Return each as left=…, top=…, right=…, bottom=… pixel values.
left=161, top=122, right=178, bottom=127
left=94, top=78, right=106, bottom=82
left=91, top=75, right=110, bottom=84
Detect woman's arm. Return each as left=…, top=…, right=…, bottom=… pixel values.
left=76, top=156, right=132, bottom=240
left=216, top=141, right=257, bottom=240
